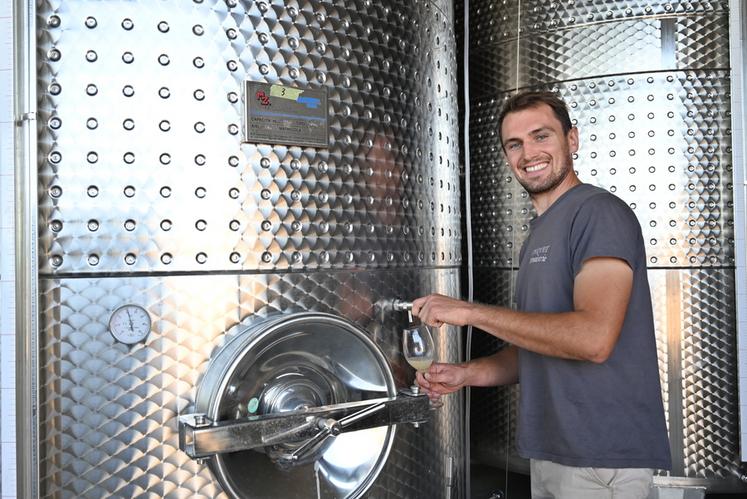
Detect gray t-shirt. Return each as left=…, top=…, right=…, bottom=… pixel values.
left=515, top=183, right=671, bottom=469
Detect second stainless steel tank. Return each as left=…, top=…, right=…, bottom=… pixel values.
left=467, top=0, right=743, bottom=493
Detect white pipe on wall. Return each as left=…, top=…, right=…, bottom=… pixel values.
left=0, top=1, right=17, bottom=497
left=12, top=0, right=39, bottom=497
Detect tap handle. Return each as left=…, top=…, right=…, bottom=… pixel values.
left=392, top=299, right=412, bottom=312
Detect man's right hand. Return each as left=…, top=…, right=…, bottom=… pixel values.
left=411, top=294, right=473, bottom=329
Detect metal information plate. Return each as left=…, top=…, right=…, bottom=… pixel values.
left=244, top=82, right=328, bottom=148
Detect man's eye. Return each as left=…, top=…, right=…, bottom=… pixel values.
left=506, top=143, right=520, bottom=150
left=536, top=134, right=548, bottom=141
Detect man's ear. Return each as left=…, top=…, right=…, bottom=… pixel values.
left=567, top=126, right=579, bottom=154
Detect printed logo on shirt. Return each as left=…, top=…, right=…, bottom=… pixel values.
left=529, top=244, right=550, bottom=264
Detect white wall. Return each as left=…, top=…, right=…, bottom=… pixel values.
left=0, top=1, right=16, bottom=496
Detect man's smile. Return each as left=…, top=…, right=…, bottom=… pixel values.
left=524, top=161, right=549, bottom=174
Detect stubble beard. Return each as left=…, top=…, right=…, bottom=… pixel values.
left=517, top=153, right=574, bottom=195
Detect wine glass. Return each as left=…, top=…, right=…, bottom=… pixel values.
left=402, top=320, right=443, bottom=408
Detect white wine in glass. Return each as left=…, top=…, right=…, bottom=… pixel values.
left=405, top=357, right=434, bottom=372
left=402, top=323, right=442, bottom=407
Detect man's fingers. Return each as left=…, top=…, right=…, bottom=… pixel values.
left=411, top=295, right=429, bottom=318
left=424, top=366, right=455, bottom=386
left=424, top=373, right=449, bottom=386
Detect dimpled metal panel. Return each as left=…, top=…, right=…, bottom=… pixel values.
left=470, top=0, right=728, bottom=41
left=467, top=0, right=743, bottom=491
left=36, top=0, right=460, bottom=274
left=472, top=19, right=664, bottom=95
left=679, top=269, right=738, bottom=480
left=677, top=14, right=731, bottom=68
left=32, top=0, right=464, bottom=497
left=471, top=72, right=734, bottom=269
left=472, top=16, right=730, bottom=95
left=39, top=270, right=465, bottom=498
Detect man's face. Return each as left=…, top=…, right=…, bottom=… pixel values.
left=500, top=103, right=579, bottom=196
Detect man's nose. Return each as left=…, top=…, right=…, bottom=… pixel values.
left=522, top=139, right=541, bottom=158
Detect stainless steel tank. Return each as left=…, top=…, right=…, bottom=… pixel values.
left=22, top=0, right=464, bottom=497
left=467, top=0, right=744, bottom=493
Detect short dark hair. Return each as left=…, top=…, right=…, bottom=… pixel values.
left=497, top=91, right=573, bottom=146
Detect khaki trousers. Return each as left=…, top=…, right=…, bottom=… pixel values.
left=530, top=459, right=654, bottom=499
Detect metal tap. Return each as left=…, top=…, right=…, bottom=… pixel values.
left=392, top=299, right=413, bottom=312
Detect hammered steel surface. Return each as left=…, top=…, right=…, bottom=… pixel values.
left=31, top=0, right=464, bottom=497
left=467, top=0, right=743, bottom=491
left=679, top=269, right=738, bottom=480
left=39, top=270, right=464, bottom=498
left=471, top=15, right=731, bottom=96
left=469, top=1, right=729, bottom=96
left=36, top=0, right=460, bottom=274
left=470, top=0, right=728, bottom=39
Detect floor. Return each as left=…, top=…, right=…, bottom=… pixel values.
left=471, top=464, right=530, bottom=499
left=469, top=463, right=746, bottom=499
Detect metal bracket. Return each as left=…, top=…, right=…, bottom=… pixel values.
left=15, top=112, right=36, bottom=125
left=178, top=394, right=430, bottom=460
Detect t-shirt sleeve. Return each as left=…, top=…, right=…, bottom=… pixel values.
left=569, top=193, right=642, bottom=276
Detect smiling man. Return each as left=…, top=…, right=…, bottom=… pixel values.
left=412, top=91, right=671, bottom=499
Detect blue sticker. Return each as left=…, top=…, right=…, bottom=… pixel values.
left=297, top=96, right=321, bottom=109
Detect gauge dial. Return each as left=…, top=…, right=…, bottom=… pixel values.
left=109, top=304, right=151, bottom=345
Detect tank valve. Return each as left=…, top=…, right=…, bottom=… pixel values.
left=392, top=299, right=412, bottom=311
left=375, top=298, right=413, bottom=314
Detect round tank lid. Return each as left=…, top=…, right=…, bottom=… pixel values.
left=195, top=312, right=396, bottom=499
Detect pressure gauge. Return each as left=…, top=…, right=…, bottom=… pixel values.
left=109, top=304, right=151, bottom=345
